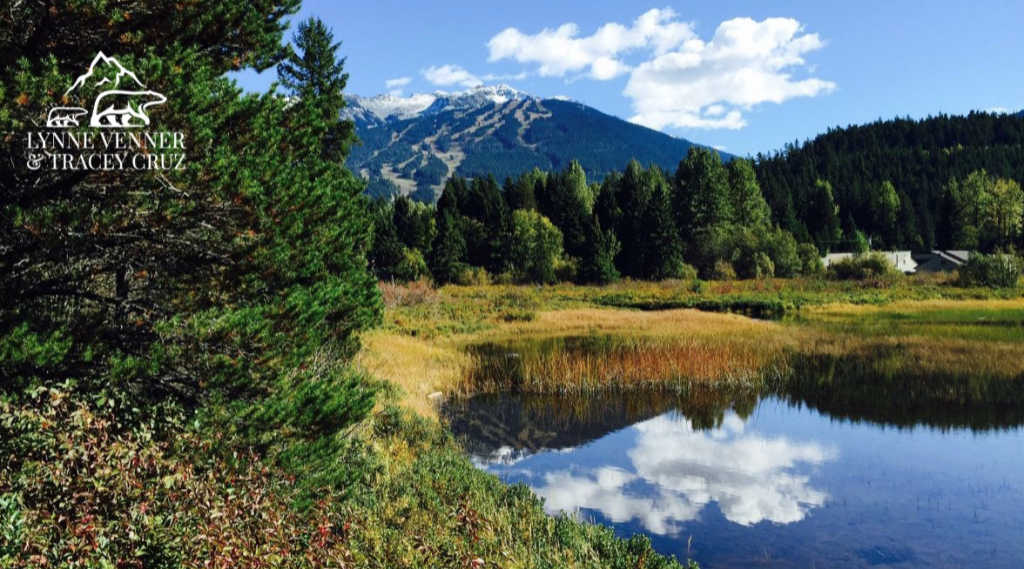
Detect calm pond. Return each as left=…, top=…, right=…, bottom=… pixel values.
left=443, top=344, right=1024, bottom=569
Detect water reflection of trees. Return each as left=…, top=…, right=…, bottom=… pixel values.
left=443, top=388, right=758, bottom=462
left=458, top=336, right=1024, bottom=438
left=777, top=351, right=1024, bottom=431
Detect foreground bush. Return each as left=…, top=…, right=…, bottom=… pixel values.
left=0, top=385, right=356, bottom=568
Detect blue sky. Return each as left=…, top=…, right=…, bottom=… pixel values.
left=234, top=0, right=1023, bottom=156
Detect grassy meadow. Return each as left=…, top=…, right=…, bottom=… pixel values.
left=360, top=277, right=1024, bottom=418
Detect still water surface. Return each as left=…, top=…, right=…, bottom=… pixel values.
left=445, top=389, right=1024, bottom=568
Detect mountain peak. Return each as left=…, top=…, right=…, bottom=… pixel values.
left=345, top=84, right=533, bottom=122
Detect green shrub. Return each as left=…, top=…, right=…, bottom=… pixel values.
left=711, top=260, right=737, bottom=281
left=494, top=291, right=539, bottom=322
left=797, top=243, right=824, bottom=274
left=394, top=247, right=429, bottom=281
left=675, top=262, right=700, bottom=282
left=752, top=252, right=776, bottom=279
left=553, top=257, right=578, bottom=283
left=827, top=252, right=901, bottom=287
left=958, top=253, right=1023, bottom=288
left=285, top=370, right=378, bottom=436
left=455, top=266, right=492, bottom=286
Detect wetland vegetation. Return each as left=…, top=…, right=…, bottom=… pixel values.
left=356, top=279, right=1024, bottom=568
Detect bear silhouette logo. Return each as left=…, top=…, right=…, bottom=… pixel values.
left=46, top=52, right=166, bottom=129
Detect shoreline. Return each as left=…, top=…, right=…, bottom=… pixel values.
left=360, top=281, right=1024, bottom=418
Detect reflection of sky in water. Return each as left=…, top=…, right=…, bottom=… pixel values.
left=527, top=413, right=836, bottom=533
left=467, top=398, right=1024, bottom=569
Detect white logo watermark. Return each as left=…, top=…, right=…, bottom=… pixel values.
left=26, top=52, right=186, bottom=171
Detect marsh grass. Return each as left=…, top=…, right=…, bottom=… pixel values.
left=370, top=282, right=1024, bottom=422
left=452, top=299, right=1024, bottom=414
left=356, top=329, right=471, bottom=419
left=462, top=335, right=778, bottom=395
left=382, top=279, right=1024, bottom=341
left=801, top=299, right=1024, bottom=343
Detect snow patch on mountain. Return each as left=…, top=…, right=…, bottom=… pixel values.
left=344, top=84, right=532, bottom=122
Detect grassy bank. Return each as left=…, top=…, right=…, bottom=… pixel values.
left=331, top=407, right=697, bottom=568
left=362, top=279, right=1024, bottom=413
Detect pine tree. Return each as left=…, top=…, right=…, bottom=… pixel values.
left=438, top=176, right=469, bottom=216
left=370, top=207, right=406, bottom=279
left=727, top=158, right=772, bottom=229
left=674, top=147, right=733, bottom=243
left=429, top=211, right=467, bottom=284
left=2, top=4, right=388, bottom=560
left=393, top=195, right=429, bottom=250
left=594, top=173, right=623, bottom=236
left=278, top=17, right=354, bottom=161
left=539, top=163, right=590, bottom=259
left=946, top=172, right=986, bottom=249
left=870, top=181, right=901, bottom=248
left=641, top=179, right=685, bottom=279
left=504, top=168, right=543, bottom=211
left=0, top=1, right=310, bottom=398
left=615, top=160, right=652, bottom=278
left=578, top=216, right=621, bottom=284
left=807, top=180, right=843, bottom=254
left=267, top=16, right=382, bottom=362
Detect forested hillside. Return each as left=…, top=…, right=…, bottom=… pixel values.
left=369, top=112, right=1024, bottom=288
left=369, top=149, right=823, bottom=286
left=344, top=87, right=723, bottom=202
left=754, top=112, right=1024, bottom=251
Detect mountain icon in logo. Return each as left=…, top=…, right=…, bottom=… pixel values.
left=46, top=52, right=166, bottom=128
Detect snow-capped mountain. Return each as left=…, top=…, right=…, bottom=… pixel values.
left=344, top=86, right=726, bottom=203
left=343, top=84, right=531, bottom=123
left=344, top=92, right=436, bottom=122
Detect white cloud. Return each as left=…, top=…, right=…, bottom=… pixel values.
left=488, top=8, right=692, bottom=81
left=627, top=17, right=836, bottom=130
left=384, top=76, right=412, bottom=96
left=986, top=107, right=1010, bottom=114
left=481, top=71, right=528, bottom=82
left=421, top=64, right=483, bottom=88
left=530, top=412, right=836, bottom=533
left=385, top=76, right=412, bottom=89
left=486, top=11, right=835, bottom=130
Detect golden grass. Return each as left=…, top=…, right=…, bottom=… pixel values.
left=491, top=307, right=778, bottom=340
left=460, top=337, right=777, bottom=395
left=798, top=332, right=1024, bottom=379
left=361, top=306, right=796, bottom=416
left=363, top=283, right=1024, bottom=419
left=356, top=329, right=470, bottom=420
left=805, top=297, right=1024, bottom=315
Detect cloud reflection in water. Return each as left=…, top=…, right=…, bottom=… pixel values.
left=522, top=412, right=836, bottom=534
